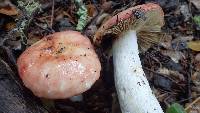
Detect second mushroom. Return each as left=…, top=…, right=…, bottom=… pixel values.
left=94, top=3, right=165, bottom=113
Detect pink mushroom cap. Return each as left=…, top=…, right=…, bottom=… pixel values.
left=17, top=31, right=101, bottom=99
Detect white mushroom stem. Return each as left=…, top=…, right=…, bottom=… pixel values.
left=112, top=30, right=164, bottom=113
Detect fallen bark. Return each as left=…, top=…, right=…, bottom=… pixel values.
left=0, top=58, right=49, bottom=113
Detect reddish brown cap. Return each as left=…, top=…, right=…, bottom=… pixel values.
left=17, top=31, right=101, bottom=99
left=94, top=3, right=165, bottom=51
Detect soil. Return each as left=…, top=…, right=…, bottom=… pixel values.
left=0, top=0, right=200, bottom=113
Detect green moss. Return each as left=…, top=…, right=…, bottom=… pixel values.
left=166, top=103, right=186, bottom=113
left=17, top=0, right=41, bottom=16
left=193, top=15, right=200, bottom=26
left=75, top=0, right=88, bottom=31
left=16, top=0, right=41, bottom=45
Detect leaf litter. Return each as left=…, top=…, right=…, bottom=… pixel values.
left=0, top=0, right=200, bottom=113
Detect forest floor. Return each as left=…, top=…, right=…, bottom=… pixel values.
left=0, top=0, right=200, bottom=113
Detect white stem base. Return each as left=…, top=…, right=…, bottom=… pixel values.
left=112, top=30, right=164, bottom=113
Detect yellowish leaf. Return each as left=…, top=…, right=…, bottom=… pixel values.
left=187, top=41, right=200, bottom=51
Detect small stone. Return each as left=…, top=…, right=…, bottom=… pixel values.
left=180, top=4, right=191, bottom=21
left=195, top=53, right=200, bottom=62
left=69, top=94, right=83, bottom=102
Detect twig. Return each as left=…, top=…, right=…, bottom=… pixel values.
left=164, top=94, right=172, bottom=107
left=44, top=19, right=55, bottom=33
left=34, top=22, right=53, bottom=33
left=35, top=17, right=55, bottom=33
left=63, top=11, right=76, bottom=25
left=185, top=97, right=200, bottom=111
left=177, top=94, right=200, bottom=103
left=50, top=0, right=55, bottom=28
left=188, top=51, right=193, bottom=102
left=144, top=67, right=178, bottom=84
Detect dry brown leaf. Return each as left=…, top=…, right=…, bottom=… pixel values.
left=4, top=22, right=16, bottom=31
left=102, top=1, right=113, bottom=12
left=159, top=34, right=172, bottom=49
left=0, top=1, right=18, bottom=16
left=161, top=50, right=185, bottom=63
left=27, top=33, right=42, bottom=45
left=87, top=4, right=96, bottom=17
left=157, top=67, right=185, bottom=81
